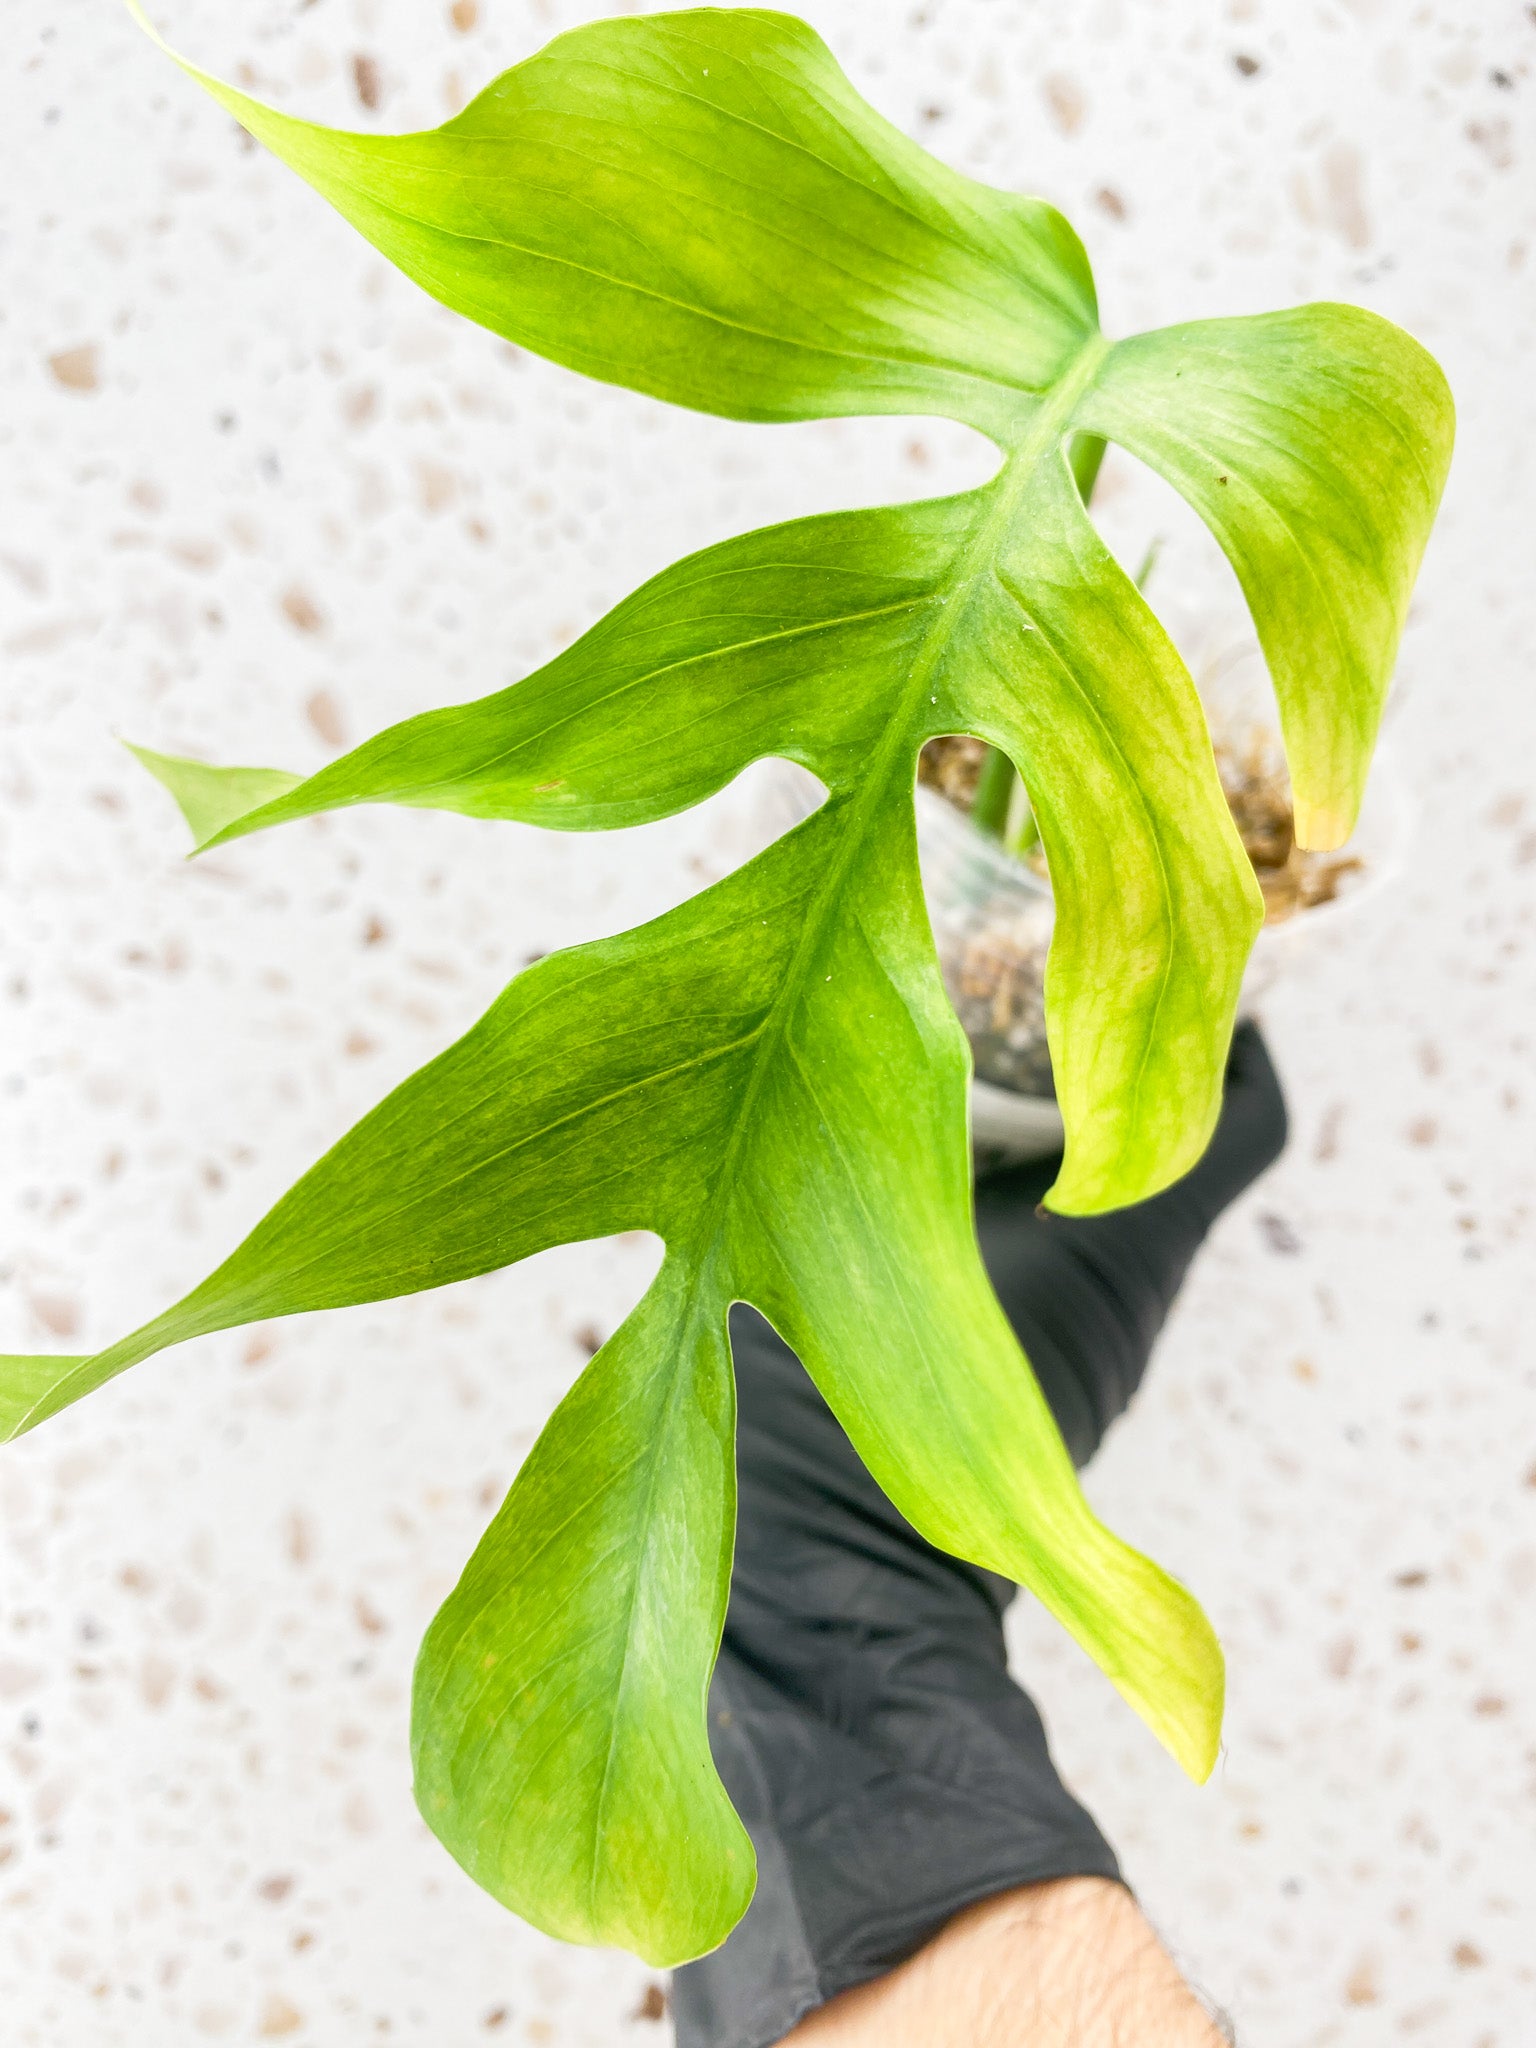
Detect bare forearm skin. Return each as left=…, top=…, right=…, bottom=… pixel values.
left=780, top=1877, right=1229, bottom=2048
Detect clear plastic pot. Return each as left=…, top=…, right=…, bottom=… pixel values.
left=759, top=691, right=1404, bottom=1162
left=926, top=751, right=1402, bottom=1158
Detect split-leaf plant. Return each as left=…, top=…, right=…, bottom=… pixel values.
left=6, top=6, right=1451, bottom=1967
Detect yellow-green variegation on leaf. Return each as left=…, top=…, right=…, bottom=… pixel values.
left=9, top=3, right=1453, bottom=1967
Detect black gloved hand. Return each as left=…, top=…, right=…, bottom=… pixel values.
left=672, top=1023, right=1287, bottom=2048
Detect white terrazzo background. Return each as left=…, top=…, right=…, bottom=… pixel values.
left=2, top=0, right=1533, bottom=2042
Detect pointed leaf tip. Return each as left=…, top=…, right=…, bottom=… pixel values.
left=1, top=1356, right=94, bottom=1443
left=1292, top=797, right=1352, bottom=853
left=125, top=742, right=303, bottom=850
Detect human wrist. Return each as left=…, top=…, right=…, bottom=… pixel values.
left=781, top=1877, right=1229, bottom=2048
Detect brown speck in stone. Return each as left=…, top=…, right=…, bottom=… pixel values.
left=1488, top=792, right=1526, bottom=828
left=29, top=1294, right=80, bottom=1339
left=1093, top=186, right=1128, bottom=221
left=362, top=914, right=389, bottom=947
left=286, top=1512, right=315, bottom=1567
left=1473, top=1694, right=1506, bottom=1716
left=243, top=1335, right=274, bottom=1369
left=193, top=1673, right=226, bottom=1703
left=305, top=689, right=346, bottom=748
left=416, top=460, right=457, bottom=513
left=451, top=0, right=480, bottom=27
left=482, top=2011, right=507, bottom=2033
left=140, top=1653, right=176, bottom=1709
left=1314, top=1102, right=1344, bottom=1162
left=1233, top=53, right=1261, bottom=76
left=49, top=344, right=99, bottom=392
left=1292, top=1358, right=1317, bottom=1384
left=1467, top=117, right=1514, bottom=171
left=1417, top=1040, right=1443, bottom=1078
left=906, top=439, right=930, bottom=466
left=1407, top=1116, right=1437, bottom=1146
left=1042, top=74, right=1085, bottom=135
left=0, top=1660, right=43, bottom=1699
left=169, top=536, right=220, bottom=572
left=344, top=1031, right=379, bottom=1059
left=342, top=385, right=379, bottom=428
left=1395, top=1568, right=1430, bottom=1588
left=354, top=1593, right=387, bottom=1637
left=1320, top=142, right=1371, bottom=249
left=408, top=955, right=459, bottom=984
left=1238, top=1819, right=1264, bottom=1841
left=353, top=55, right=382, bottom=110
left=634, top=1983, right=668, bottom=2021
left=119, top=1564, right=154, bottom=1594
left=575, top=1324, right=604, bottom=1357
left=281, top=586, right=325, bottom=635
left=258, top=1994, right=304, bottom=2037
left=342, top=1790, right=376, bottom=1835
left=292, top=1932, right=315, bottom=1953
left=1398, top=1632, right=1421, bottom=1653
left=1343, top=1954, right=1380, bottom=2005
left=1258, top=1212, right=1302, bottom=1257
left=258, top=1874, right=295, bottom=1904
left=1325, top=1636, right=1356, bottom=1679
left=1, top=556, right=46, bottom=600
left=477, top=1477, right=503, bottom=1510
left=1452, top=1941, right=1485, bottom=1969
left=920, top=104, right=946, bottom=123
left=1524, top=1460, right=1536, bottom=1490
left=169, top=1589, right=206, bottom=1634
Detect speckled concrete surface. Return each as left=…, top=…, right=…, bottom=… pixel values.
left=2, top=2, right=1532, bottom=2043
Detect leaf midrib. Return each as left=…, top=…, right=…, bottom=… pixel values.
left=680, top=334, right=1113, bottom=1293
left=571, top=336, right=1113, bottom=1915
left=276, top=155, right=1054, bottom=404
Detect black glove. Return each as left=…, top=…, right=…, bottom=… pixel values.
left=672, top=1023, right=1287, bottom=2048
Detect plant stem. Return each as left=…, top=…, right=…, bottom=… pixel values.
left=1006, top=785, right=1041, bottom=857
left=970, top=743, right=1017, bottom=839
left=1068, top=431, right=1107, bottom=505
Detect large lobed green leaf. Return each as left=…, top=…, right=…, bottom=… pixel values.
left=132, top=2, right=1097, bottom=438
left=10, top=4, right=1454, bottom=1964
